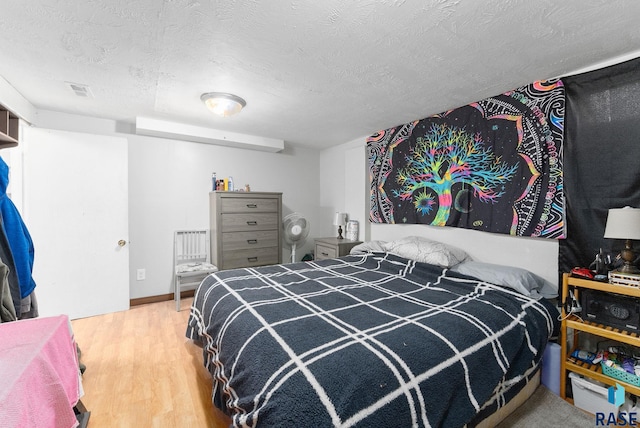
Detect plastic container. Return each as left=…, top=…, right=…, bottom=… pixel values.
left=541, top=342, right=560, bottom=395
left=346, top=220, right=359, bottom=241
left=569, top=372, right=620, bottom=415
left=228, top=176, right=234, bottom=191
left=601, top=362, right=640, bottom=386
left=212, top=172, right=217, bottom=191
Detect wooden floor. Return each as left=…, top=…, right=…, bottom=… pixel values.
left=70, top=297, right=230, bottom=428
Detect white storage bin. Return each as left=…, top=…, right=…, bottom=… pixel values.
left=569, top=372, right=620, bottom=415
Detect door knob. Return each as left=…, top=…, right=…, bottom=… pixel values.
left=118, top=239, right=127, bottom=247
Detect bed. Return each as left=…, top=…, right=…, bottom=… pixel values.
left=186, top=237, right=558, bottom=427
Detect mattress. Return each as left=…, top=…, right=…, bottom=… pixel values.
left=186, top=252, right=557, bottom=427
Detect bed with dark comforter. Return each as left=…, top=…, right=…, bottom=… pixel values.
left=186, top=251, right=557, bottom=427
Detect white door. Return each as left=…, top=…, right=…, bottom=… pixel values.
left=21, top=127, right=129, bottom=319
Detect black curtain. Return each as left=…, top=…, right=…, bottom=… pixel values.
left=559, top=57, right=640, bottom=281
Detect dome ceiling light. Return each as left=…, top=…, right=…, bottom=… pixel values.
left=200, top=92, right=246, bottom=117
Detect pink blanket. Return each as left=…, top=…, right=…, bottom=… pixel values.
left=0, top=315, right=81, bottom=428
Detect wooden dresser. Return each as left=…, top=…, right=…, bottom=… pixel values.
left=209, top=191, right=282, bottom=270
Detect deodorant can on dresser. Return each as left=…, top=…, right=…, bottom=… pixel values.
left=346, top=220, right=358, bottom=241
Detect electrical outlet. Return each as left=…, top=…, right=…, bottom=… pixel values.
left=136, top=268, right=146, bottom=281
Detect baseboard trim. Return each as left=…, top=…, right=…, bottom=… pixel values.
left=130, top=290, right=195, bottom=307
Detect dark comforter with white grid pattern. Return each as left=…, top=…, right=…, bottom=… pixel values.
left=186, top=252, right=556, bottom=427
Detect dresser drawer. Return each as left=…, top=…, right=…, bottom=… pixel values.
left=221, top=213, right=279, bottom=232
left=221, top=197, right=279, bottom=213
left=222, top=247, right=280, bottom=269
left=222, top=230, right=279, bottom=251
left=315, top=243, right=338, bottom=260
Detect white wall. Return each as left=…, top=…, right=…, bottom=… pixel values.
left=319, top=136, right=560, bottom=289
left=318, top=137, right=369, bottom=240
left=30, top=110, right=321, bottom=299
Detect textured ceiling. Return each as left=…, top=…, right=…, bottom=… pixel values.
left=1, top=0, right=639, bottom=149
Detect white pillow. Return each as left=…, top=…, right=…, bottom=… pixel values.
left=382, top=236, right=469, bottom=267
left=450, top=261, right=558, bottom=299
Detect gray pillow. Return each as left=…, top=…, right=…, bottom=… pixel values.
left=382, top=236, right=469, bottom=268
left=450, top=261, right=558, bottom=299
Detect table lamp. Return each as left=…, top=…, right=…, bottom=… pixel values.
left=333, top=212, right=346, bottom=239
left=604, top=206, right=640, bottom=274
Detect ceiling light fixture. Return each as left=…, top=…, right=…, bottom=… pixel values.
left=200, top=92, right=246, bottom=117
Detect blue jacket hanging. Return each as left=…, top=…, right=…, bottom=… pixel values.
left=0, top=157, right=36, bottom=299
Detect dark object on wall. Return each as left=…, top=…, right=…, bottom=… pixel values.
left=368, top=80, right=565, bottom=239
left=559, top=56, right=640, bottom=280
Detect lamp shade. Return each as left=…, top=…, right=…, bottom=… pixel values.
left=604, top=207, right=640, bottom=240
left=333, top=212, right=347, bottom=226
left=201, top=92, right=246, bottom=117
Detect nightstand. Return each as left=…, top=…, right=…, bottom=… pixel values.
left=314, top=237, right=362, bottom=260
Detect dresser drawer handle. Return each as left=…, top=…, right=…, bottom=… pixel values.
left=247, top=221, right=258, bottom=226
left=248, top=257, right=258, bottom=262
left=246, top=204, right=258, bottom=208
left=321, top=252, right=329, bottom=256
left=247, top=239, right=258, bottom=244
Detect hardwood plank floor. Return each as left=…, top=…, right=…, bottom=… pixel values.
left=70, top=297, right=230, bottom=427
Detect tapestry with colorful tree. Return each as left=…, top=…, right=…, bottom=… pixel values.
left=368, top=80, right=565, bottom=239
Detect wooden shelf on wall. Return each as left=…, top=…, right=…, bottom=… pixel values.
left=0, top=105, right=19, bottom=148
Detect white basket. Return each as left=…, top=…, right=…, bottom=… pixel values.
left=569, top=372, right=620, bottom=415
